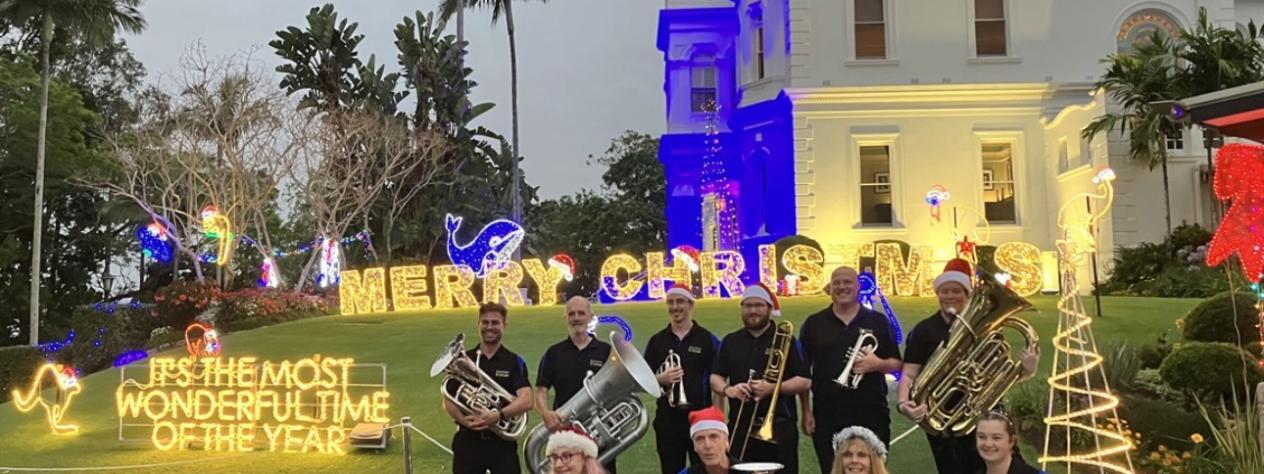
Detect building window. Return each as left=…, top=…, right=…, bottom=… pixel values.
left=974, top=0, right=1007, bottom=56
left=691, top=58, right=717, bottom=113
left=854, top=0, right=886, bottom=59
left=859, top=145, right=894, bottom=225
left=1166, top=129, right=1184, bottom=150
left=1057, top=138, right=1069, bottom=174
left=1079, top=130, right=1093, bottom=168
left=754, top=23, right=766, bottom=80
left=982, top=143, right=1017, bottom=223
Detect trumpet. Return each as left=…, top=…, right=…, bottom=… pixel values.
left=429, top=334, right=527, bottom=440
left=736, top=320, right=794, bottom=459
left=659, top=349, right=691, bottom=409
left=834, top=329, right=879, bottom=389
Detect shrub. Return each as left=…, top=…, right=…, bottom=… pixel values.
left=1132, top=368, right=1185, bottom=405
left=0, top=345, right=43, bottom=403
left=154, top=280, right=219, bottom=329
left=1159, top=342, right=1263, bottom=401
left=1183, top=291, right=1259, bottom=346
left=1120, top=393, right=1212, bottom=453
left=1005, top=378, right=1048, bottom=437
left=1102, top=343, right=1142, bottom=390
left=217, top=288, right=329, bottom=332
left=52, top=307, right=158, bottom=374
left=1137, top=340, right=1174, bottom=370
left=1101, top=224, right=1228, bottom=298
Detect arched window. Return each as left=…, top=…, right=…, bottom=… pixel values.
left=691, top=54, right=717, bottom=113
left=1117, top=8, right=1181, bottom=53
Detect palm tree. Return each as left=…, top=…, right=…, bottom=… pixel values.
left=1083, top=30, right=1183, bottom=236
left=0, top=0, right=146, bottom=346
left=438, top=0, right=542, bottom=232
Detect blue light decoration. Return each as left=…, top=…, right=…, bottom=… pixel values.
left=136, top=221, right=173, bottom=263
left=588, top=315, right=634, bottom=343
left=445, top=213, right=525, bottom=278
left=113, top=350, right=149, bottom=367
left=859, top=271, right=903, bottom=380
left=38, top=330, right=75, bottom=355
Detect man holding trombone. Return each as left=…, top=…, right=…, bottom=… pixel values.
left=644, top=284, right=722, bottom=474
left=709, top=284, right=811, bottom=474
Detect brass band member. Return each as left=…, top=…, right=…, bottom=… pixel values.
left=536, top=296, right=618, bottom=474
left=975, top=411, right=1042, bottom=474
left=897, top=259, right=1039, bottom=474
left=800, top=266, right=902, bottom=474
left=681, top=407, right=736, bottom=474
left=645, top=284, right=721, bottom=474
left=445, top=303, right=534, bottom=474
left=709, top=284, right=810, bottom=473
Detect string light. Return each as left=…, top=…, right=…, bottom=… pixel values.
left=11, top=363, right=81, bottom=435
left=201, top=205, right=233, bottom=266
left=388, top=265, right=431, bottom=312
left=117, top=355, right=390, bottom=454
left=783, top=245, right=827, bottom=295
left=39, top=329, right=76, bottom=355
left=1206, top=144, right=1264, bottom=281
left=259, top=257, right=280, bottom=288
left=994, top=242, right=1043, bottom=297
left=445, top=213, right=525, bottom=278
left=483, top=261, right=525, bottom=306
left=113, top=350, right=149, bottom=367
left=698, top=100, right=740, bottom=251
left=522, top=259, right=568, bottom=306
left=137, top=221, right=173, bottom=263
left=588, top=315, right=634, bottom=342
left=827, top=243, right=875, bottom=273
left=1041, top=168, right=1134, bottom=473
left=700, top=251, right=745, bottom=298
left=600, top=254, right=644, bottom=301
left=548, top=253, right=577, bottom=282
left=184, top=323, right=222, bottom=358
left=874, top=243, right=934, bottom=297
left=433, top=265, right=479, bottom=310
left=339, top=267, right=388, bottom=315
left=316, top=236, right=342, bottom=288
left=759, top=244, right=778, bottom=288
left=646, top=251, right=692, bottom=299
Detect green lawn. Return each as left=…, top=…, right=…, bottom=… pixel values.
left=0, top=295, right=1198, bottom=473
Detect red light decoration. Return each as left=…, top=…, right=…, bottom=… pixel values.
left=1206, top=144, right=1264, bottom=281
left=184, top=322, right=222, bottom=357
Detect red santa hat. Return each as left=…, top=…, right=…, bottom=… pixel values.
left=665, top=282, right=695, bottom=302
left=933, top=258, right=974, bottom=293
left=742, top=283, right=781, bottom=317
left=546, top=425, right=598, bottom=458
left=689, top=406, right=729, bottom=438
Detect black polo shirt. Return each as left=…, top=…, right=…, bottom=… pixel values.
left=799, top=306, right=901, bottom=418
left=445, top=345, right=530, bottom=433
left=537, top=335, right=612, bottom=409
left=680, top=457, right=738, bottom=473
left=905, top=312, right=954, bottom=366
left=711, top=321, right=807, bottom=429
left=644, top=322, right=722, bottom=412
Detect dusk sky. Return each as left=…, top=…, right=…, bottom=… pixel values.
left=125, top=0, right=665, bottom=199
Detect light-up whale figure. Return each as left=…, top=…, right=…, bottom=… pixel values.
left=445, top=213, right=525, bottom=278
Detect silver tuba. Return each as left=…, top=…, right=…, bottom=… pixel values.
left=524, top=331, right=662, bottom=473
left=430, top=333, right=527, bottom=440
left=835, top=329, right=880, bottom=389
left=659, top=349, right=691, bottom=409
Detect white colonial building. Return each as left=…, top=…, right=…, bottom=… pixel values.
left=658, top=0, right=1259, bottom=285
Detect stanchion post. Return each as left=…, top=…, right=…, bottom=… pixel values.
left=402, top=416, right=413, bottom=474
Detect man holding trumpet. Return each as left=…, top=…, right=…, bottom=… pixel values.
left=644, top=284, right=722, bottom=474
left=709, top=284, right=810, bottom=474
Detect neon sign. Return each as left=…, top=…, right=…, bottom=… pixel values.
left=445, top=213, right=524, bottom=278
left=12, top=363, right=81, bottom=435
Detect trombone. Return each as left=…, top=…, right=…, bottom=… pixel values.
left=734, top=320, right=794, bottom=460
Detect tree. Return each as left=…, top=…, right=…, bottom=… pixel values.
left=0, top=0, right=145, bottom=345
left=439, top=0, right=546, bottom=229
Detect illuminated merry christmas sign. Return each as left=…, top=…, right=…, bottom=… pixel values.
left=116, top=355, right=389, bottom=454
left=338, top=240, right=1048, bottom=314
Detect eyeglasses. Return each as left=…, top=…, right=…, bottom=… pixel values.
left=548, top=451, right=580, bottom=463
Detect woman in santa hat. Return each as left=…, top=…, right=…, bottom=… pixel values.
left=546, top=426, right=606, bottom=474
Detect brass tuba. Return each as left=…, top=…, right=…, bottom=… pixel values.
left=736, top=320, right=794, bottom=459
left=523, top=331, right=662, bottom=473
left=430, top=333, right=527, bottom=440
left=910, top=269, right=1039, bottom=436
left=834, top=329, right=879, bottom=389
left=659, top=349, right=691, bottom=409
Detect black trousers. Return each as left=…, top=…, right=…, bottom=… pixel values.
left=926, top=431, right=983, bottom=474
left=452, top=429, right=521, bottom=474
left=654, top=409, right=701, bottom=474
left=810, top=409, right=891, bottom=474
left=734, top=418, right=799, bottom=474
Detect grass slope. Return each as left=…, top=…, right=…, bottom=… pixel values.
left=0, top=295, right=1196, bottom=473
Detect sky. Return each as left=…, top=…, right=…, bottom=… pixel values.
left=123, top=0, right=665, bottom=199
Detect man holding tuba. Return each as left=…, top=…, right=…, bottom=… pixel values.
left=444, top=302, right=535, bottom=474
left=644, top=284, right=722, bottom=474
left=709, top=284, right=810, bottom=474
left=535, top=296, right=618, bottom=474
left=896, top=259, right=1039, bottom=474
left=799, top=266, right=903, bottom=474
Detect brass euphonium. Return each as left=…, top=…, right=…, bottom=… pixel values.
left=659, top=349, right=691, bottom=409
left=523, top=331, right=662, bottom=474
left=429, top=334, right=527, bottom=440
left=834, top=329, right=879, bottom=389
left=736, top=320, right=794, bottom=459
left=910, top=269, right=1039, bottom=436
